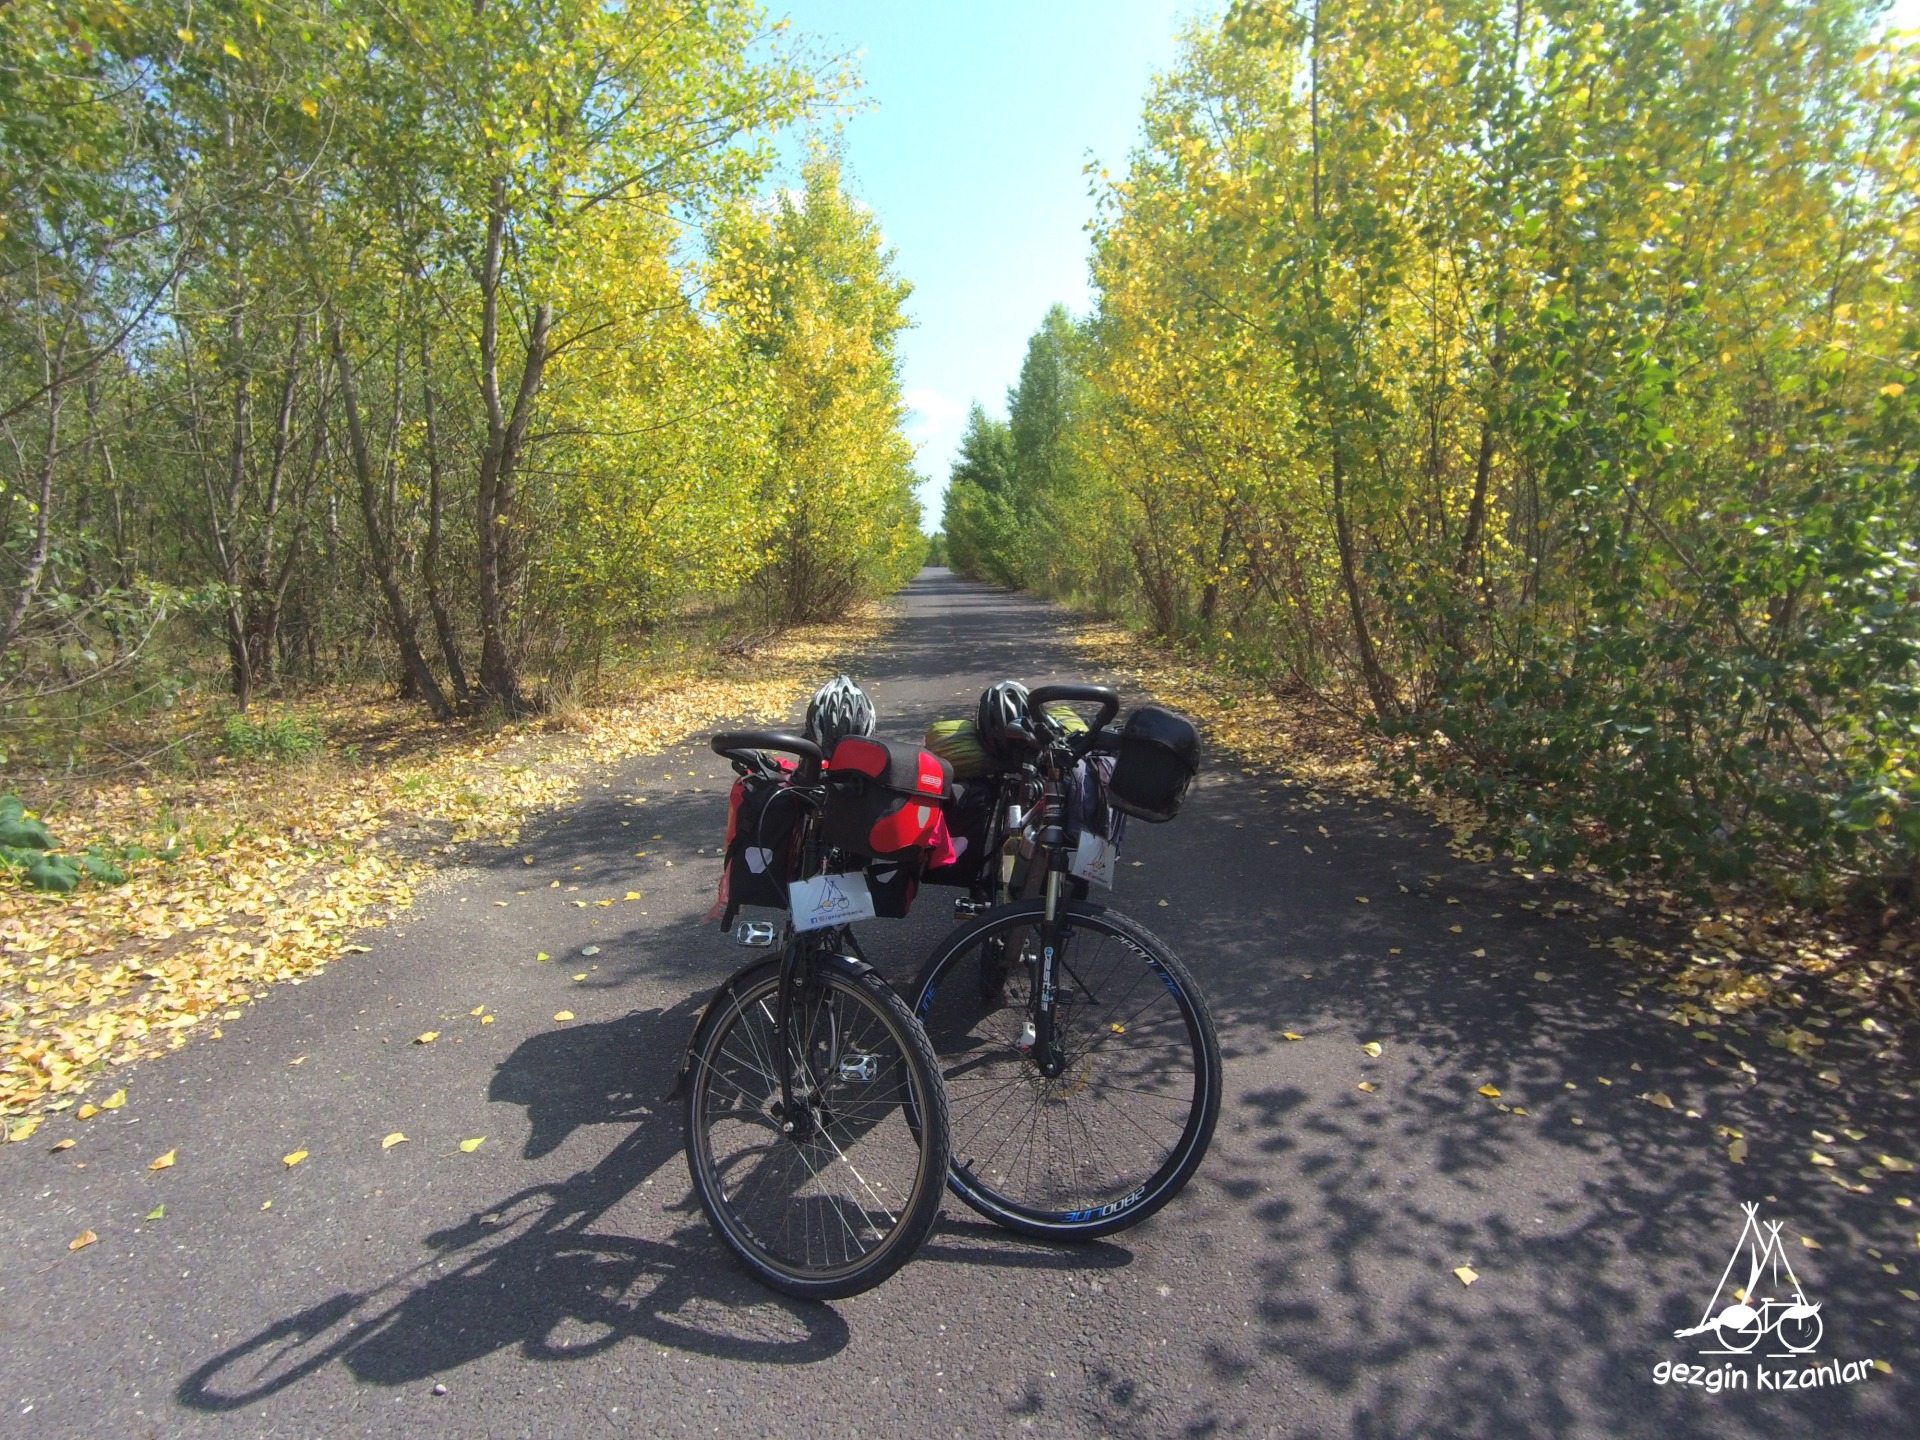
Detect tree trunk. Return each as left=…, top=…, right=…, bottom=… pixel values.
left=1331, top=447, right=1395, bottom=720
left=329, top=314, right=452, bottom=720
left=420, top=334, right=469, bottom=700
left=473, top=178, right=553, bottom=713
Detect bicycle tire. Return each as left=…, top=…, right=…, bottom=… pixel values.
left=683, top=956, right=950, bottom=1300
left=908, top=899, right=1221, bottom=1240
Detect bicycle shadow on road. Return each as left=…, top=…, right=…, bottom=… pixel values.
left=176, top=1007, right=850, bottom=1414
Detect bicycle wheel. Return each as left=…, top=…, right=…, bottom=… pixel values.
left=909, top=900, right=1221, bottom=1240
left=683, top=956, right=949, bottom=1300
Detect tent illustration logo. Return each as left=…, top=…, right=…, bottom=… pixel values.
left=1675, top=1203, right=1824, bottom=1357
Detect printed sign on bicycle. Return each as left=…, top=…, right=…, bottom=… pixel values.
left=788, top=872, right=876, bottom=932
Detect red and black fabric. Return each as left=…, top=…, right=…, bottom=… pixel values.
left=712, top=752, right=801, bottom=929
left=821, top=736, right=953, bottom=860
left=863, top=856, right=922, bottom=917
left=921, top=778, right=994, bottom=887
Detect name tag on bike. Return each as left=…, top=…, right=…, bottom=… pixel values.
left=1069, top=831, right=1119, bottom=889
left=788, top=872, right=876, bottom=931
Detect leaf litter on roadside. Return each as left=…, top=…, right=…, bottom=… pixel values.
left=0, top=608, right=896, bottom=1118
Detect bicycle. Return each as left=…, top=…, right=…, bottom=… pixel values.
left=674, top=729, right=951, bottom=1300
left=907, top=684, right=1222, bottom=1240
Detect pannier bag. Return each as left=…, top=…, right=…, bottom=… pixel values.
left=863, top=856, right=921, bottom=918
left=921, top=778, right=994, bottom=887
left=713, top=752, right=800, bottom=929
left=1108, top=706, right=1201, bottom=823
left=1065, top=753, right=1128, bottom=847
left=822, top=736, right=953, bottom=860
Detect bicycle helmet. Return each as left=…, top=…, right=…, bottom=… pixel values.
left=805, top=675, right=876, bottom=753
left=976, top=680, right=1035, bottom=765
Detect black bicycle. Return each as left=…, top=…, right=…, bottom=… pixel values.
left=675, top=730, right=950, bottom=1300
left=908, top=685, right=1222, bottom=1240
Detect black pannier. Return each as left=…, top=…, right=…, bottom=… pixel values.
left=821, top=735, right=953, bottom=860
left=921, top=778, right=994, bottom=887
left=1107, top=706, right=1201, bottom=823
left=714, top=753, right=802, bottom=928
left=863, top=856, right=922, bottom=917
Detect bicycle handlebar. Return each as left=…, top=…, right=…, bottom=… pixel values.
left=1028, top=684, right=1120, bottom=758
left=710, top=730, right=825, bottom=778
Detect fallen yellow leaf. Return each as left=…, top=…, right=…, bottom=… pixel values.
left=553, top=1010, right=574, bottom=1022
left=1354, top=896, right=1369, bottom=904
left=382, top=1133, right=407, bottom=1149
left=1810, top=1151, right=1836, bottom=1167
left=1361, top=1041, right=1383, bottom=1057
left=288, top=1056, right=307, bottom=1066
left=1454, top=1266, right=1478, bottom=1285
left=1533, top=970, right=1552, bottom=981
left=101, top=1089, right=127, bottom=1111
left=50, top=1138, right=75, bottom=1153
left=460, top=1137, right=485, bottom=1153
left=7, top=1117, right=41, bottom=1143
left=535, top=951, right=550, bottom=961
left=625, top=891, right=641, bottom=900
left=1642, top=1092, right=1676, bottom=1109
left=149, top=1149, right=176, bottom=1171
left=1282, top=1032, right=1305, bottom=1041
left=470, top=1005, right=486, bottom=1016
left=1880, top=1156, right=1916, bottom=1173
left=283, top=1149, right=308, bottom=1167
left=69, top=1230, right=97, bottom=1251
left=480, top=1016, right=494, bottom=1025
left=1902, top=1289, right=1919, bottom=1302
left=76, top=1105, right=98, bottom=1120
left=572, top=973, right=587, bottom=981
left=1478, top=1084, right=1502, bottom=1099
left=1728, top=1138, right=1748, bottom=1165
left=1356, top=1081, right=1378, bottom=1093
left=1801, top=1235, right=1822, bottom=1249
left=414, top=1032, right=439, bottom=1045
left=1873, top=1360, right=1892, bottom=1374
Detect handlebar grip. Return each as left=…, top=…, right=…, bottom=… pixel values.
left=1028, top=684, right=1120, bottom=743
left=710, top=731, right=824, bottom=768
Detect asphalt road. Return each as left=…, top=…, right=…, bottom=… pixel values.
left=3, top=569, right=1915, bottom=1439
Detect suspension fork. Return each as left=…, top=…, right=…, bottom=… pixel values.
left=1030, top=763, right=1071, bottom=1079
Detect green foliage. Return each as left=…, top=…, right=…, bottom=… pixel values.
left=971, top=0, right=1920, bottom=895
left=220, top=714, right=324, bottom=764
left=923, top=532, right=948, bottom=568
left=0, top=795, right=158, bottom=890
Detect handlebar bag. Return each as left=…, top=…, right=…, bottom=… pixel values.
left=1064, top=754, right=1129, bottom=846
left=822, top=736, right=953, bottom=860
left=712, top=753, right=801, bottom=929
left=1108, top=706, right=1201, bottom=823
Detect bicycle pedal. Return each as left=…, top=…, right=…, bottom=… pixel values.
left=954, top=898, right=990, bottom=921
left=733, top=920, right=777, bottom=948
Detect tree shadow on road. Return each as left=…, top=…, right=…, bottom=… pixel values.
left=176, top=1005, right=851, bottom=1413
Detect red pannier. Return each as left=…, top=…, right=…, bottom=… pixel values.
left=822, top=736, right=953, bottom=860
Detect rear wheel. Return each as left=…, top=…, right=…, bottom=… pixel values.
left=684, top=958, right=949, bottom=1299
left=910, top=900, right=1220, bottom=1240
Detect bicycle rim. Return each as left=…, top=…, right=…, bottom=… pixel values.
left=686, top=964, right=947, bottom=1297
left=911, top=901, right=1220, bottom=1238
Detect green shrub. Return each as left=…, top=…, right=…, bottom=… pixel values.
left=221, top=712, right=323, bottom=763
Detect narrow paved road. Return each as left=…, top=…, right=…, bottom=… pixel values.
left=3, top=570, right=1914, bottom=1438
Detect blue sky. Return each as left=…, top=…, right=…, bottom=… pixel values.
left=771, top=0, right=1920, bottom=533
left=771, top=0, right=1204, bottom=530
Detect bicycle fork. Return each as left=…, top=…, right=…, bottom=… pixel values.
left=1024, top=848, right=1071, bottom=1080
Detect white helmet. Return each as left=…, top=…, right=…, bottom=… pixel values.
left=805, top=675, right=876, bottom=753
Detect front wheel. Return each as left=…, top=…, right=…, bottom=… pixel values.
left=683, top=957, right=950, bottom=1300
left=909, top=900, right=1221, bottom=1239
